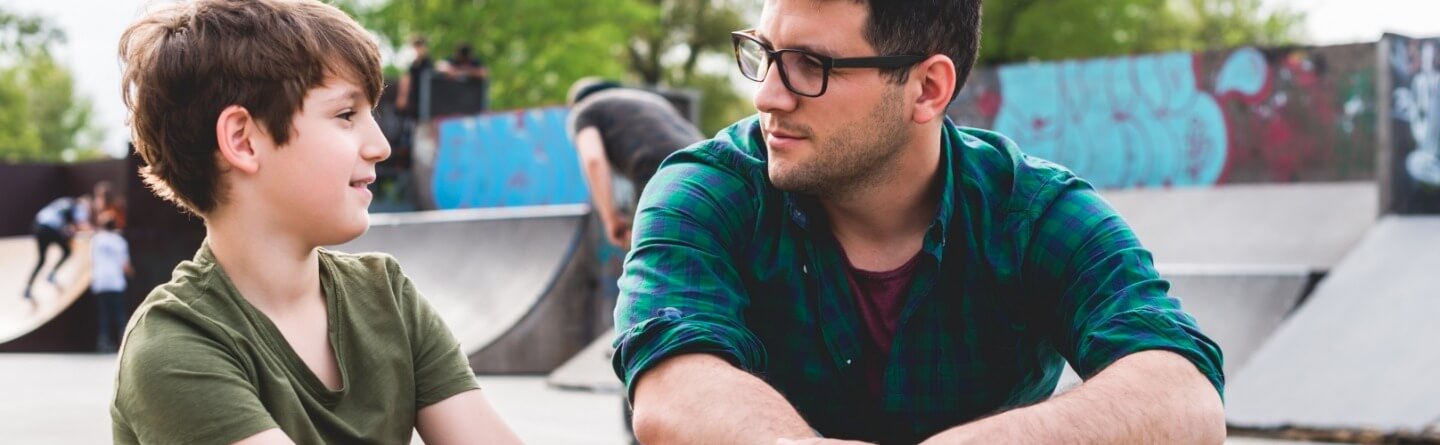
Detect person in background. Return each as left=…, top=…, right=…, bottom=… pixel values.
left=395, top=35, right=434, bottom=118
left=438, top=42, right=488, bottom=81
left=566, top=78, right=704, bottom=250
left=90, top=213, right=131, bottom=352
left=92, top=180, right=126, bottom=230
left=23, top=194, right=91, bottom=304
left=439, top=42, right=490, bottom=112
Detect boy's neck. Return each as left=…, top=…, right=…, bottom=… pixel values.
left=205, top=210, right=323, bottom=312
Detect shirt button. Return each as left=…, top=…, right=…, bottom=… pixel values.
left=845, top=359, right=853, bottom=366
left=802, top=265, right=808, bottom=274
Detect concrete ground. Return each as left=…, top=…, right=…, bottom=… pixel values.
left=0, top=353, right=627, bottom=444
left=0, top=353, right=1339, bottom=444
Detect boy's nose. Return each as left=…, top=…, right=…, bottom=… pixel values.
left=362, top=121, right=392, bottom=162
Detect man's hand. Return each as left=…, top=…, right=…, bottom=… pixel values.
left=605, top=216, right=632, bottom=250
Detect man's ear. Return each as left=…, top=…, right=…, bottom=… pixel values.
left=910, top=54, right=957, bottom=125
left=215, top=105, right=262, bottom=175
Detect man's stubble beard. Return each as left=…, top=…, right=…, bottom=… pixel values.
left=769, top=85, right=910, bottom=197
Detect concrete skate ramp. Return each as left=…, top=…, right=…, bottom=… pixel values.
left=1163, top=265, right=1313, bottom=374
left=546, top=329, right=621, bottom=393
left=1053, top=265, right=1312, bottom=393
left=338, top=205, right=598, bottom=374
left=1226, top=216, right=1440, bottom=433
left=0, top=235, right=95, bottom=351
left=1102, top=182, right=1377, bottom=269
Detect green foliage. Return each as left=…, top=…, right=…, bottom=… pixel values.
left=626, top=0, right=752, bottom=134
left=982, top=0, right=1304, bottom=65
left=0, top=8, right=102, bottom=163
left=340, top=0, right=756, bottom=133
left=686, top=71, right=753, bottom=136
left=339, top=0, right=653, bottom=110
left=0, top=9, right=65, bottom=58
left=341, top=0, right=1302, bottom=133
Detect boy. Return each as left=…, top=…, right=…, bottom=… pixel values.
left=113, top=1, right=522, bottom=444
left=90, top=213, right=131, bottom=352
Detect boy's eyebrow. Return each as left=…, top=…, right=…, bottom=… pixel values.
left=319, top=88, right=363, bottom=105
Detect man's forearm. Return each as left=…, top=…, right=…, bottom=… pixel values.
left=632, top=354, right=816, bottom=444
left=573, top=127, right=623, bottom=226
left=921, top=350, right=1225, bottom=444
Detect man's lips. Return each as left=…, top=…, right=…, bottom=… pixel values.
left=765, top=127, right=805, bottom=140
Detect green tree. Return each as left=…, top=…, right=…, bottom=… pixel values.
left=625, top=0, right=751, bottom=134
left=341, top=0, right=653, bottom=111
left=983, top=0, right=1304, bottom=65
left=0, top=8, right=102, bottom=163
left=342, top=0, right=757, bottom=134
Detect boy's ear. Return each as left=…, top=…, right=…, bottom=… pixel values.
left=215, top=105, right=262, bottom=175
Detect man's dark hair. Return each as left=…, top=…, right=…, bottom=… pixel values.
left=856, top=0, right=981, bottom=102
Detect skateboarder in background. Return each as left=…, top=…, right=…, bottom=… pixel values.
left=23, top=194, right=91, bottom=303
left=565, top=78, right=704, bottom=250
left=565, top=78, right=704, bottom=445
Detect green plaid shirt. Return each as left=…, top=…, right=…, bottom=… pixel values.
left=612, top=116, right=1224, bottom=443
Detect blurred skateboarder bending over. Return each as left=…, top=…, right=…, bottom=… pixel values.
left=566, top=78, right=704, bottom=250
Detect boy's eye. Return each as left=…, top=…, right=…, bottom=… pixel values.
left=338, top=111, right=356, bottom=121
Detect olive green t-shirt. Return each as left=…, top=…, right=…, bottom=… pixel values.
left=111, top=243, right=480, bottom=444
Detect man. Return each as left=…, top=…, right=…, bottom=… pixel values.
left=439, top=42, right=491, bottom=112
left=395, top=36, right=434, bottom=118
left=439, top=43, right=488, bottom=81
left=612, top=1, right=1227, bottom=444
left=566, top=78, right=703, bottom=250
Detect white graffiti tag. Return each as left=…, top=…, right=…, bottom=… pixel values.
left=1393, top=41, right=1440, bottom=186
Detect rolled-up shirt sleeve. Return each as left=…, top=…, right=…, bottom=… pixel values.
left=612, top=146, right=768, bottom=401
left=1021, top=177, right=1225, bottom=398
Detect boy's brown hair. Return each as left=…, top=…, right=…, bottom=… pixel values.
left=119, top=0, right=383, bottom=215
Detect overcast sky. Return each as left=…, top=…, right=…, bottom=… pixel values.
left=7, top=0, right=1439, bottom=157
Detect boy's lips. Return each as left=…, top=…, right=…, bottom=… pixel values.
left=348, top=176, right=375, bottom=188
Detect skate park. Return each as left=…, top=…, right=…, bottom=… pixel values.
left=0, top=29, right=1438, bottom=444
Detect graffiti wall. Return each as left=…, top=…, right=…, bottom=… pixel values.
left=1383, top=34, right=1440, bottom=214
left=948, top=44, right=1378, bottom=189
left=429, top=107, right=589, bottom=209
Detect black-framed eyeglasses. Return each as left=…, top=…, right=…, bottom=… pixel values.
left=731, top=29, right=926, bottom=98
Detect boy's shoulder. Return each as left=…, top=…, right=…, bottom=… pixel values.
left=317, top=248, right=407, bottom=292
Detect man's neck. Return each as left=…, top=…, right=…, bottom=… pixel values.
left=819, top=124, right=944, bottom=270
left=205, top=206, right=322, bottom=313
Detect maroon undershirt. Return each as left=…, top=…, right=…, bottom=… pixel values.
left=839, top=248, right=924, bottom=400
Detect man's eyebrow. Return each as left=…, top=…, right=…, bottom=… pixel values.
left=754, top=31, right=837, bottom=56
